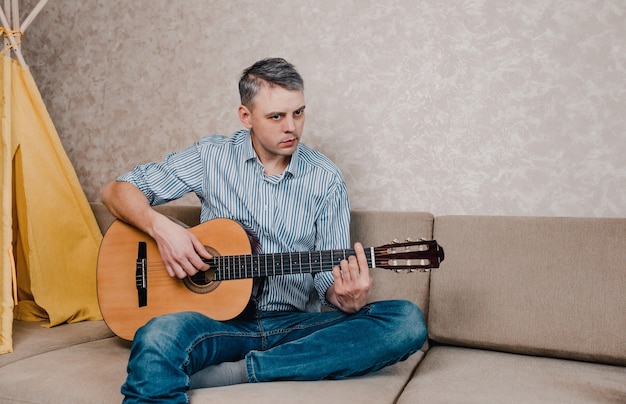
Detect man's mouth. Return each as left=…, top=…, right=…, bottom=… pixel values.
left=281, top=138, right=298, bottom=146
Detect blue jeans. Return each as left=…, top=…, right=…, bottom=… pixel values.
left=121, top=299, right=426, bottom=403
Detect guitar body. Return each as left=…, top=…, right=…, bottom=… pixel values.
left=97, top=219, right=253, bottom=341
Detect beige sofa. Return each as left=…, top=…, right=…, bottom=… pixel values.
left=1, top=204, right=624, bottom=403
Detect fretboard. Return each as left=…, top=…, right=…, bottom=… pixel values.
left=205, top=248, right=375, bottom=280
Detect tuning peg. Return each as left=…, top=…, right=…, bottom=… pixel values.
left=406, top=237, right=413, bottom=242
left=392, top=239, right=400, bottom=244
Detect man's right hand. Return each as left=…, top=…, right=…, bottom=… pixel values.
left=150, top=215, right=212, bottom=279
left=102, top=181, right=211, bottom=279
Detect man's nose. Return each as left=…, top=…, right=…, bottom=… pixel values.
left=283, top=116, right=296, bottom=132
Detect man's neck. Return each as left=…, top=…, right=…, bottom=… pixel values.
left=261, top=157, right=291, bottom=176
left=249, top=135, right=292, bottom=176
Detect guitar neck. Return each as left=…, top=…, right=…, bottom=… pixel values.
left=206, top=248, right=374, bottom=280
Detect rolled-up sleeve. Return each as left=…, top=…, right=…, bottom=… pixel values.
left=117, top=143, right=204, bottom=206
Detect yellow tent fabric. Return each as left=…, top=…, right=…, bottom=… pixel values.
left=1, top=55, right=103, bottom=354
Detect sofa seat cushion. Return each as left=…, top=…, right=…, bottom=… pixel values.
left=0, top=340, right=423, bottom=403
left=0, top=337, right=129, bottom=403
left=399, top=346, right=626, bottom=403
left=0, top=320, right=114, bottom=367
left=190, top=350, right=424, bottom=403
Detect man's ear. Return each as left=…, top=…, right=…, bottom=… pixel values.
left=238, top=105, right=253, bottom=129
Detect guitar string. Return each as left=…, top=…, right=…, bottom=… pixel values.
left=211, top=250, right=365, bottom=281
left=141, top=243, right=439, bottom=280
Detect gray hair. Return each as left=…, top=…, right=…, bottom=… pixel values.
left=239, top=58, right=304, bottom=108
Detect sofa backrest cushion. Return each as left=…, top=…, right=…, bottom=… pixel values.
left=350, top=211, right=434, bottom=320
left=430, top=215, right=626, bottom=366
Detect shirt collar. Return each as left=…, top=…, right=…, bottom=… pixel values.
left=241, top=130, right=258, bottom=162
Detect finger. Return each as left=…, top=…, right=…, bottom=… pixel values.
left=354, top=242, right=369, bottom=271
left=332, top=265, right=343, bottom=286
left=339, top=259, right=351, bottom=282
left=192, top=238, right=213, bottom=260
left=346, top=255, right=360, bottom=279
left=167, top=262, right=188, bottom=279
left=167, top=257, right=199, bottom=279
left=187, top=250, right=210, bottom=271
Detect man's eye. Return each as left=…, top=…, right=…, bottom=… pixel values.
left=294, top=109, right=304, bottom=117
left=271, top=114, right=281, bottom=120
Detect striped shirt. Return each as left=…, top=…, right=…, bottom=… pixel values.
left=118, top=129, right=351, bottom=312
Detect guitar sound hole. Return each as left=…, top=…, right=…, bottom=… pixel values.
left=184, top=271, right=221, bottom=294
left=182, top=246, right=221, bottom=294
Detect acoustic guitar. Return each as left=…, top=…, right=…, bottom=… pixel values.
left=97, top=219, right=445, bottom=340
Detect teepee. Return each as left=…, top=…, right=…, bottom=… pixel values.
left=1, top=0, right=103, bottom=354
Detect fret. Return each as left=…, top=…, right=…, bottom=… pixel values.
left=272, top=254, right=283, bottom=276
left=227, top=255, right=232, bottom=280
left=318, top=251, right=323, bottom=273
left=236, top=254, right=240, bottom=279
left=252, top=255, right=259, bottom=278
left=245, top=255, right=250, bottom=278
left=223, top=255, right=228, bottom=280
left=305, top=251, right=310, bottom=273
left=267, top=253, right=273, bottom=277
left=261, top=253, right=266, bottom=277
left=225, top=255, right=230, bottom=280
left=227, top=255, right=233, bottom=280
left=216, top=256, right=222, bottom=280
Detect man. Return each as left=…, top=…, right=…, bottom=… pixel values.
left=102, top=58, right=426, bottom=403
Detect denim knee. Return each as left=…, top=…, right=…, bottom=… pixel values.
left=133, top=312, right=200, bottom=353
left=401, top=300, right=428, bottom=348
left=376, top=300, right=427, bottom=353
left=124, top=313, right=202, bottom=402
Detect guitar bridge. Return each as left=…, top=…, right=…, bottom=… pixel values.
left=136, top=242, right=147, bottom=307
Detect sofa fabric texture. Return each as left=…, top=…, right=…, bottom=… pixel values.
left=0, top=204, right=624, bottom=403
left=430, top=215, right=626, bottom=366
left=401, top=346, right=626, bottom=404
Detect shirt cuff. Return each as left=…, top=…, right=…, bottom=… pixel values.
left=314, top=271, right=336, bottom=308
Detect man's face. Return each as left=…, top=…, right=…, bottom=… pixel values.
left=239, top=84, right=305, bottom=168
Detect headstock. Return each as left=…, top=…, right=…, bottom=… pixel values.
left=373, top=239, right=444, bottom=272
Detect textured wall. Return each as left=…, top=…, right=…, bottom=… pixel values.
left=20, top=0, right=626, bottom=217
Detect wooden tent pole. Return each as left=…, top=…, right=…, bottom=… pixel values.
left=10, top=0, right=17, bottom=31
left=20, top=0, right=48, bottom=33
left=2, top=0, right=9, bottom=52
left=0, top=4, right=26, bottom=66
left=0, top=0, right=50, bottom=67
left=10, top=0, right=18, bottom=57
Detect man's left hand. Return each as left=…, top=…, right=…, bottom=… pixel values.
left=326, top=242, right=372, bottom=313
